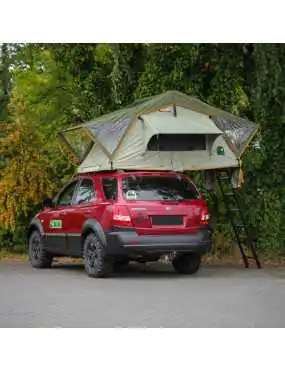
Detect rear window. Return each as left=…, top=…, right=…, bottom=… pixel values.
left=122, top=175, right=199, bottom=201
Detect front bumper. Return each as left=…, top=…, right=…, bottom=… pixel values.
left=106, top=225, right=212, bottom=257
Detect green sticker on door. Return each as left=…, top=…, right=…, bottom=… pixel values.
left=49, top=219, right=63, bottom=229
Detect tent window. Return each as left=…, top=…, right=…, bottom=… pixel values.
left=147, top=134, right=207, bottom=151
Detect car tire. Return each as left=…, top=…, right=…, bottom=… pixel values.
left=172, top=253, right=201, bottom=275
left=83, top=233, right=112, bottom=278
left=28, top=230, right=53, bottom=269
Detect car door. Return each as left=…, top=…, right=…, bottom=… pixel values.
left=66, top=177, right=99, bottom=257
left=43, top=180, right=79, bottom=255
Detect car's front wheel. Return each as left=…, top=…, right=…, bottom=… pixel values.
left=83, top=233, right=112, bottom=278
left=172, top=253, right=201, bottom=275
left=28, top=230, right=53, bottom=268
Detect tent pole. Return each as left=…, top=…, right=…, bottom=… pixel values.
left=238, top=127, right=260, bottom=159
left=82, top=127, right=112, bottom=160
left=110, top=112, right=137, bottom=160
left=57, top=132, right=80, bottom=163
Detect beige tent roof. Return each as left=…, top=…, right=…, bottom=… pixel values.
left=59, top=90, right=259, bottom=169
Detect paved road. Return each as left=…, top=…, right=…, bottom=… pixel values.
left=1, top=261, right=285, bottom=327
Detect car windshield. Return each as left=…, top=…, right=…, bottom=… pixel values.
left=122, top=175, right=199, bottom=201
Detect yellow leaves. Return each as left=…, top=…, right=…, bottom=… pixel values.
left=0, top=118, right=57, bottom=230
left=0, top=50, right=76, bottom=234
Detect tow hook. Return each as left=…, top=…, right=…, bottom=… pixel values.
left=164, top=252, right=177, bottom=262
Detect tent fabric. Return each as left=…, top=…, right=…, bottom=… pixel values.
left=87, top=118, right=129, bottom=155
left=141, top=107, right=223, bottom=135
left=59, top=90, right=259, bottom=173
left=82, top=113, right=237, bottom=173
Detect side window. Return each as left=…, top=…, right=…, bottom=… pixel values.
left=102, top=177, right=118, bottom=200
left=57, top=181, right=78, bottom=206
left=74, top=179, right=96, bottom=205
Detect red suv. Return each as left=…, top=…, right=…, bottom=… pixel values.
left=27, top=170, right=212, bottom=278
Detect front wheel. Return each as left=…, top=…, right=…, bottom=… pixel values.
left=172, top=253, right=201, bottom=275
left=28, top=230, right=53, bottom=268
left=83, top=233, right=112, bottom=278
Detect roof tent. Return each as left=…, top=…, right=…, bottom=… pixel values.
left=59, top=90, right=259, bottom=173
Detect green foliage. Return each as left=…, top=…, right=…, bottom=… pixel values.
left=241, top=44, right=285, bottom=253
left=135, top=44, right=201, bottom=98
left=0, top=44, right=11, bottom=122
left=0, top=46, right=75, bottom=247
left=0, top=43, right=284, bottom=255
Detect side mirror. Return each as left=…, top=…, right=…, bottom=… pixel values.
left=42, top=198, right=54, bottom=209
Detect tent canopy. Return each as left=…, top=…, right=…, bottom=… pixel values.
left=59, top=90, right=259, bottom=173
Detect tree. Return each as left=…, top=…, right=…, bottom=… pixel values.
left=0, top=43, right=11, bottom=121
left=0, top=46, right=75, bottom=247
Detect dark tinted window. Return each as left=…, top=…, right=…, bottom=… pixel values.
left=102, top=177, right=118, bottom=200
left=122, top=175, right=199, bottom=201
left=74, top=179, right=95, bottom=205
left=57, top=181, right=78, bottom=206
left=147, top=134, right=206, bottom=151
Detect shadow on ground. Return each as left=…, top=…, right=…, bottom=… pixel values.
left=52, top=260, right=260, bottom=279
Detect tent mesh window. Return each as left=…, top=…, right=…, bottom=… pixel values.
left=147, top=134, right=207, bottom=151
left=63, top=128, right=93, bottom=161
left=212, top=116, right=258, bottom=155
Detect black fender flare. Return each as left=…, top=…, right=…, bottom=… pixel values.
left=82, top=219, right=107, bottom=247
left=27, top=217, right=45, bottom=241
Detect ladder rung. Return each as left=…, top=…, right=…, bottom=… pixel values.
left=217, top=176, right=230, bottom=181
left=224, top=192, right=235, bottom=197
left=217, top=177, right=261, bottom=269
left=245, top=256, right=261, bottom=266
left=225, top=197, right=236, bottom=201
left=227, top=207, right=241, bottom=212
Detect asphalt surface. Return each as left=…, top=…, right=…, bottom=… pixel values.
left=1, top=260, right=285, bottom=327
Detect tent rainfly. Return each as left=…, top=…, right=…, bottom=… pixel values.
left=59, top=90, right=259, bottom=174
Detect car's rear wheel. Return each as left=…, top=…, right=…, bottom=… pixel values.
left=28, top=230, right=53, bottom=268
left=172, top=253, right=201, bottom=275
left=83, top=233, right=112, bottom=278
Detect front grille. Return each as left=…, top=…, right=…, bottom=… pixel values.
left=151, top=215, right=183, bottom=226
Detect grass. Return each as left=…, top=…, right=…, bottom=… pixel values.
left=0, top=244, right=27, bottom=261
left=1, top=239, right=285, bottom=266
left=1, top=249, right=285, bottom=267
left=0, top=250, right=28, bottom=261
